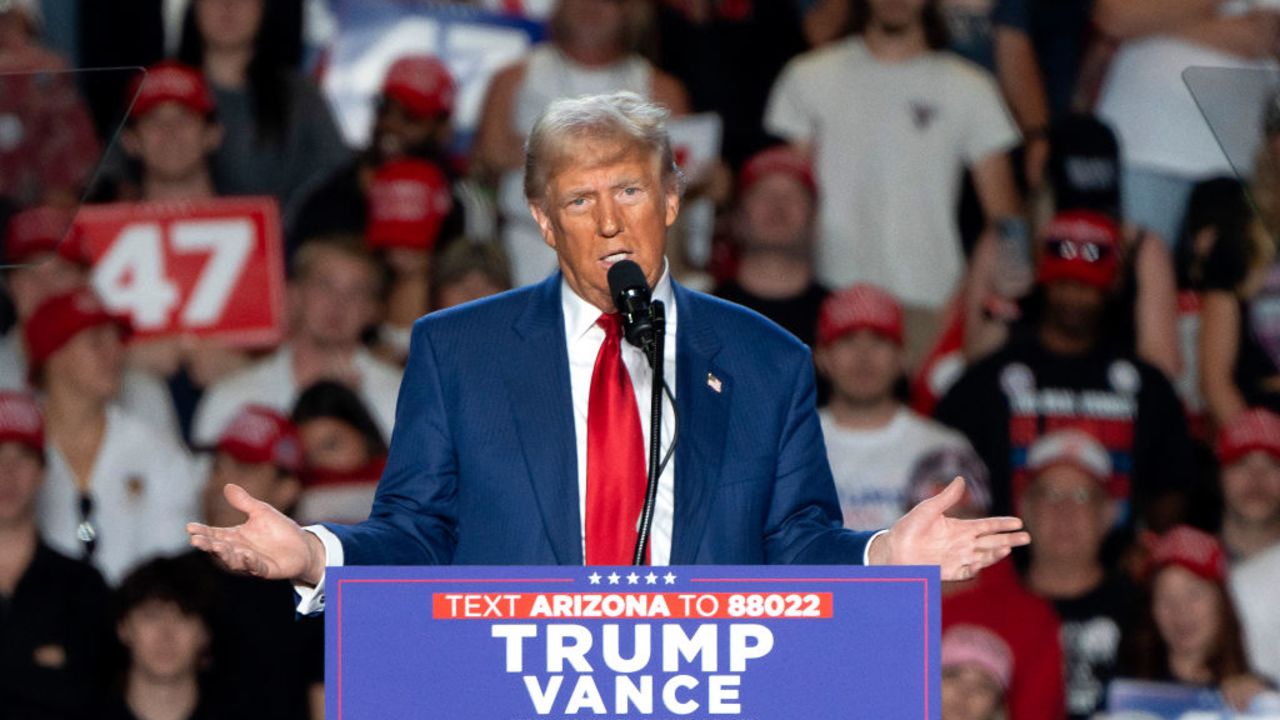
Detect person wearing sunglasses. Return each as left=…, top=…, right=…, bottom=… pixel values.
left=936, top=210, right=1194, bottom=542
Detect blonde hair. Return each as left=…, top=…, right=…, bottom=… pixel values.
left=523, top=91, right=684, bottom=206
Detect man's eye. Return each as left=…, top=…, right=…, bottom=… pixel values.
left=623, top=187, right=640, bottom=196
left=569, top=198, right=587, bottom=207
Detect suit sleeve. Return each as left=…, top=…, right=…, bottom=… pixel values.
left=323, top=319, right=459, bottom=565
left=764, top=347, right=878, bottom=564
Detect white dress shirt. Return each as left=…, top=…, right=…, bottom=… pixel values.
left=296, top=269, right=679, bottom=611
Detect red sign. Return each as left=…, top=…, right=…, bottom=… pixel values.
left=75, top=197, right=286, bottom=347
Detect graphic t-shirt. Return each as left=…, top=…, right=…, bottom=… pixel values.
left=934, top=333, right=1193, bottom=522
left=1049, top=575, right=1133, bottom=719
left=820, top=407, right=972, bottom=530
left=765, top=37, right=1019, bottom=308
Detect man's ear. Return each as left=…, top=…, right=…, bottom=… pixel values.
left=1102, top=499, right=1120, bottom=530
left=203, top=122, right=225, bottom=154
left=272, top=475, right=303, bottom=517
left=529, top=202, right=558, bottom=251
left=664, top=187, right=681, bottom=228
left=121, top=128, right=140, bottom=158
left=814, top=344, right=831, bottom=379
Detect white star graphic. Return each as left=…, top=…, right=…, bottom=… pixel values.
left=645, top=572, right=658, bottom=585
left=588, top=572, right=602, bottom=585
left=607, top=572, right=621, bottom=585
left=663, top=571, right=677, bottom=585
left=626, top=572, right=640, bottom=585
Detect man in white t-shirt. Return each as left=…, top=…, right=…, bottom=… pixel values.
left=816, top=284, right=974, bottom=531
left=192, top=237, right=403, bottom=446
left=764, top=0, right=1020, bottom=317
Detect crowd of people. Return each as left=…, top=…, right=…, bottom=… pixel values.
left=2, top=0, right=1279, bottom=718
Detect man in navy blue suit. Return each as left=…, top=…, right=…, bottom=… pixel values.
left=188, top=92, right=1028, bottom=606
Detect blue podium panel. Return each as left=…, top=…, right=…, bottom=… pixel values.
left=326, top=565, right=941, bottom=719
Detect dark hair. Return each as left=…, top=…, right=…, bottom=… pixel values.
left=292, top=381, right=388, bottom=459
left=114, top=554, right=220, bottom=628
left=1121, top=568, right=1252, bottom=684
left=849, top=0, right=949, bottom=50
left=1177, top=177, right=1255, bottom=293
left=429, top=240, right=513, bottom=310
left=177, top=0, right=300, bottom=143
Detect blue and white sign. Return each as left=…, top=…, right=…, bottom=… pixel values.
left=323, top=0, right=546, bottom=152
left=326, top=565, right=941, bottom=718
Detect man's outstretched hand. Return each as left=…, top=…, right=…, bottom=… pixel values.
left=187, top=483, right=327, bottom=586
left=867, top=477, right=1030, bottom=581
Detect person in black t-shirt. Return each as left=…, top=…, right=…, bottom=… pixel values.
left=1194, top=178, right=1280, bottom=427
left=107, top=554, right=228, bottom=720
left=936, top=210, right=1193, bottom=531
left=714, top=145, right=828, bottom=350
left=1019, top=429, right=1133, bottom=720
left=0, top=391, right=112, bottom=719
left=197, top=404, right=322, bottom=720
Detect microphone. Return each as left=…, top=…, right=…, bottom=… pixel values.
left=607, top=259, right=657, bottom=353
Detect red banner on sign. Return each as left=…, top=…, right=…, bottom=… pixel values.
left=75, top=197, right=286, bottom=347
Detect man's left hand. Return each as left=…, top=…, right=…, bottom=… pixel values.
left=867, top=477, right=1031, bottom=581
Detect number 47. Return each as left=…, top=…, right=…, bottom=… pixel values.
left=91, top=219, right=254, bottom=332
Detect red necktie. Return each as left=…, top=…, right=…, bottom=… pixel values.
left=586, top=313, right=648, bottom=565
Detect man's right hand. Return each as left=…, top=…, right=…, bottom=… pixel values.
left=187, top=483, right=327, bottom=586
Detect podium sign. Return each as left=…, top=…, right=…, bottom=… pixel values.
left=326, top=565, right=940, bottom=719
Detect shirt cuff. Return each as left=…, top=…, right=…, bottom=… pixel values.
left=293, top=525, right=345, bottom=614
left=862, top=529, right=890, bottom=566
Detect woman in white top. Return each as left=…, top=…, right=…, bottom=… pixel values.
left=26, top=288, right=200, bottom=585
left=1095, top=0, right=1280, bottom=245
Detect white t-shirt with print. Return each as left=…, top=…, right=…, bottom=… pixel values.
left=765, top=37, right=1019, bottom=308
left=820, top=406, right=972, bottom=531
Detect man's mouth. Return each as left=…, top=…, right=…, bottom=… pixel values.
left=600, top=251, right=632, bottom=266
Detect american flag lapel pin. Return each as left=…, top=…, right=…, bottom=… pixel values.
left=706, top=372, right=722, bottom=393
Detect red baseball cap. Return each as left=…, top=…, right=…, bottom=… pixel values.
left=381, top=55, right=455, bottom=119
left=1216, top=408, right=1280, bottom=465
left=0, top=391, right=43, bottom=453
left=1146, top=525, right=1228, bottom=585
left=818, top=284, right=904, bottom=346
left=129, top=61, right=215, bottom=120
left=216, top=405, right=303, bottom=474
left=3, top=206, right=88, bottom=266
left=366, top=159, right=453, bottom=251
left=1037, top=210, right=1120, bottom=290
left=23, top=287, right=130, bottom=381
left=738, top=145, right=816, bottom=198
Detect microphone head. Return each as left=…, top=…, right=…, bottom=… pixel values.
left=607, top=259, right=651, bottom=310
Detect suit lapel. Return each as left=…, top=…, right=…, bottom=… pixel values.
left=669, top=284, right=732, bottom=564
left=499, top=274, right=583, bottom=565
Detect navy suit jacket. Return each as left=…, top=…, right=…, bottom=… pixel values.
left=325, top=274, right=875, bottom=565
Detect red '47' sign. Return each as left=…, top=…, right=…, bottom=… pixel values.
left=76, top=197, right=286, bottom=347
